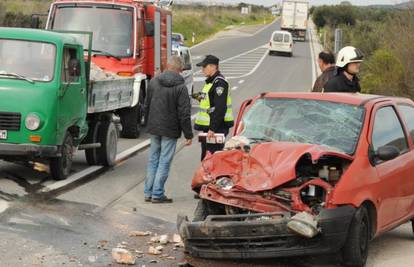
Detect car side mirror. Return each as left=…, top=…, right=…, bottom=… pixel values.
left=183, top=63, right=192, bottom=71
left=376, top=145, right=400, bottom=162
left=145, top=21, right=154, bottom=37
left=68, top=59, right=81, bottom=77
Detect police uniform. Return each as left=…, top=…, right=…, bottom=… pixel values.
left=194, top=55, right=234, bottom=160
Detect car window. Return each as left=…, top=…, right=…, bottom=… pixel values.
left=62, top=47, right=80, bottom=83
left=398, top=104, right=414, bottom=143
left=284, top=34, right=290, bottom=43
left=273, top=33, right=283, bottom=42
left=372, top=106, right=408, bottom=153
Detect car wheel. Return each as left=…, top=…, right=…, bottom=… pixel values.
left=341, top=206, right=370, bottom=267
left=268, top=51, right=273, bottom=56
left=192, top=199, right=224, bottom=222
left=50, top=133, right=74, bottom=180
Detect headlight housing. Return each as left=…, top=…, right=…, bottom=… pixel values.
left=25, top=114, right=41, bottom=131
left=216, top=177, right=234, bottom=190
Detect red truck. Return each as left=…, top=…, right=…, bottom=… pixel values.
left=44, top=0, right=173, bottom=138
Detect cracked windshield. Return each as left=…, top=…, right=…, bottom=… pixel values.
left=240, top=98, right=365, bottom=154
left=0, top=39, right=55, bottom=81
left=52, top=5, right=133, bottom=57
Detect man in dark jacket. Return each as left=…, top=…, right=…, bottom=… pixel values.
left=324, top=46, right=364, bottom=93
left=144, top=56, right=193, bottom=203
left=193, top=55, right=234, bottom=160
left=312, top=51, right=335, bottom=92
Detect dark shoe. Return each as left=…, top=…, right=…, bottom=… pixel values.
left=151, top=196, right=173, bottom=203
left=144, top=196, right=152, bottom=202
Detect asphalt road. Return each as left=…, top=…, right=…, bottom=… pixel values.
left=0, top=19, right=413, bottom=267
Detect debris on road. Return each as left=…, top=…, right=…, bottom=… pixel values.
left=148, top=246, right=162, bottom=255
left=172, top=234, right=182, bottom=244
left=111, top=248, right=136, bottom=265
left=129, top=231, right=152, bottom=237
left=150, top=235, right=160, bottom=243
left=159, top=235, right=169, bottom=244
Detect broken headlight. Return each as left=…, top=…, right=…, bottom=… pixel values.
left=216, top=177, right=234, bottom=190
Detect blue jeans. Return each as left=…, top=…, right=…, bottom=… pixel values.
left=144, top=135, right=177, bottom=199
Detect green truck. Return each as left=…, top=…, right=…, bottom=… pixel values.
left=0, top=28, right=135, bottom=180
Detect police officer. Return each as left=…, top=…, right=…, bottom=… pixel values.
left=193, top=55, right=234, bottom=160
left=324, top=46, right=364, bottom=93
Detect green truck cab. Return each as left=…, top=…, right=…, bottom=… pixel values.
left=0, top=28, right=133, bottom=180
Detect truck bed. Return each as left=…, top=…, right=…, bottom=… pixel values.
left=87, top=78, right=134, bottom=114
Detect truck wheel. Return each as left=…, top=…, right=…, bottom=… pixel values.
left=341, top=206, right=370, bottom=267
left=97, top=121, right=118, bottom=166
left=120, top=105, right=140, bottom=139
left=50, top=133, right=74, bottom=180
left=84, top=121, right=100, bottom=165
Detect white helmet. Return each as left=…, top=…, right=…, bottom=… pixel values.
left=336, top=46, right=364, bottom=68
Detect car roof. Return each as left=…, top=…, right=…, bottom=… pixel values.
left=260, top=92, right=413, bottom=106
left=272, top=30, right=291, bottom=35
left=0, top=27, right=82, bottom=47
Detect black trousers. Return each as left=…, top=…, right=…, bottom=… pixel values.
left=200, top=129, right=229, bottom=161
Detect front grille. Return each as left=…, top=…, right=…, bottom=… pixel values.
left=0, top=112, right=21, bottom=131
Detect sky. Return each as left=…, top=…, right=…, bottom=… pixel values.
left=204, top=0, right=408, bottom=7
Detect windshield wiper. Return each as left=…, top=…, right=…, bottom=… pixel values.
left=87, top=49, right=121, bottom=61
left=247, top=136, right=274, bottom=143
left=0, top=71, right=34, bottom=84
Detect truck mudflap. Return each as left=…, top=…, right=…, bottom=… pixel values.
left=0, top=143, right=59, bottom=158
left=177, top=205, right=355, bottom=259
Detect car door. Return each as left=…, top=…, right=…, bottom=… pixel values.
left=370, top=104, right=411, bottom=229
left=57, top=46, right=86, bottom=142
left=395, top=104, right=414, bottom=218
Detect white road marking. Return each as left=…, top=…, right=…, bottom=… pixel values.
left=0, top=200, right=9, bottom=214
left=115, top=139, right=151, bottom=162
left=231, top=86, right=238, bottom=91
left=41, top=166, right=103, bottom=193
left=238, top=80, right=245, bottom=84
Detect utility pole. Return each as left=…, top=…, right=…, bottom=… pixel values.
left=334, top=28, right=343, bottom=53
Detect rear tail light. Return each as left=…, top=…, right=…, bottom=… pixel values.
left=269, top=41, right=272, bottom=46
left=290, top=43, right=292, bottom=48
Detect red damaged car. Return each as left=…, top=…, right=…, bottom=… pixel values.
left=178, top=93, right=414, bottom=267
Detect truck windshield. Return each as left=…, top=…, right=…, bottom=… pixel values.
left=51, top=5, right=133, bottom=57
left=0, top=39, right=55, bottom=82
left=240, top=98, right=365, bottom=154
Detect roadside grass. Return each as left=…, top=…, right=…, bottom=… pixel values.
left=0, top=1, right=274, bottom=47
left=173, top=6, right=274, bottom=46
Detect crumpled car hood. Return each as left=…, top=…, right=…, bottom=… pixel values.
left=195, top=142, right=353, bottom=192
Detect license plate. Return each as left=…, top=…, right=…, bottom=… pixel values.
left=0, top=130, right=7, bottom=140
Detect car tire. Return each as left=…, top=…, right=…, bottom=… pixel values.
left=193, top=199, right=223, bottom=222
left=84, top=121, right=100, bottom=165
left=289, top=52, right=293, bottom=57
left=268, top=51, right=273, bottom=56
left=120, top=105, right=140, bottom=139
left=50, top=133, right=74, bottom=181
left=341, top=206, right=370, bottom=267
left=96, top=121, right=118, bottom=166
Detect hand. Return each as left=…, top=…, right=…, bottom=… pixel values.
left=185, top=139, right=192, bottom=146
left=207, top=130, right=215, bottom=139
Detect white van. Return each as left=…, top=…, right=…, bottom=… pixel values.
left=269, top=31, right=293, bottom=57
left=172, top=43, right=194, bottom=96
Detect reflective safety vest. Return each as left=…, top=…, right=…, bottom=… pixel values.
left=195, top=76, right=234, bottom=128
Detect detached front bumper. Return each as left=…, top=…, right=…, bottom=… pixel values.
left=178, top=205, right=355, bottom=259
left=0, top=143, right=59, bottom=158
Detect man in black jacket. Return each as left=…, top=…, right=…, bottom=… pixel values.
left=324, top=46, right=364, bottom=93
left=193, top=55, right=234, bottom=160
left=143, top=56, right=193, bottom=203
left=312, top=51, right=336, bottom=92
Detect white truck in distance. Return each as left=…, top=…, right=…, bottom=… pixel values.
left=281, top=0, right=309, bottom=41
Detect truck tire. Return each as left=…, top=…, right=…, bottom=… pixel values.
left=84, top=121, right=100, bottom=165
left=50, top=133, right=74, bottom=180
left=341, top=206, right=370, bottom=267
left=96, top=121, right=118, bottom=166
left=120, top=105, right=140, bottom=139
